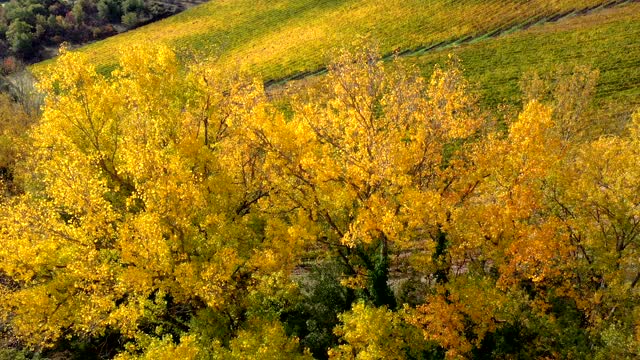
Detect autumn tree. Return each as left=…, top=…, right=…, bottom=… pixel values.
left=0, top=45, right=306, bottom=358
left=1, top=43, right=639, bottom=359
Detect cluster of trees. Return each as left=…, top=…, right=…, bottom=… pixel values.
left=0, top=45, right=639, bottom=359
left=0, top=0, right=181, bottom=63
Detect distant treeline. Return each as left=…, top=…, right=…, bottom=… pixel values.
left=0, top=0, right=181, bottom=69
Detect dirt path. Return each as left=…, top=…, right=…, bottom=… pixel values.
left=264, top=0, right=640, bottom=88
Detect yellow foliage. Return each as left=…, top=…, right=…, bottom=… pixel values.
left=2, top=43, right=640, bottom=357
left=227, top=320, right=312, bottom=360
left=330, top=302, right=427, bottom=360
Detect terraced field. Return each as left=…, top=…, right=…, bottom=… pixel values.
left=34, top=0, right=632, bottom=78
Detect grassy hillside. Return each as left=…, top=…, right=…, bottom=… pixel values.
left=32, top=0, right=640, bottom=126
left=34, top=0, right=628, bottom=79
left=400, top=2, right=640, bottom=127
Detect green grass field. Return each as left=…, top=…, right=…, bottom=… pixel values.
left=399, top=3, right=640, bottom=127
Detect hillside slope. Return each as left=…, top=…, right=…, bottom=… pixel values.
left=401, top=3, right=640, bottom=128
left=33, top=0, right=640, bottom=125
left=34, top=0, right=631, bottom=77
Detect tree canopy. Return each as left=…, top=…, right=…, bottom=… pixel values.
left=0, top=45, right=639, bottom=359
